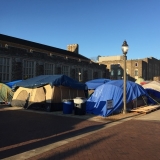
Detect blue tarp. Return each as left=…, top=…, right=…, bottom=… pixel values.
left=12, top=75, right=87, bottom=91
left=145, top=89, right=160, bottom=98
left=144, top=89, right=160, bottom=104
left=86, top=80, right=148, bottom=117
left=5, top=80, right=22, bottom=88
left=85, top=78, right=111, bottom=90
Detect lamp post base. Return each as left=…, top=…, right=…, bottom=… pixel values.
left=123, top=110, right=127, bottom=114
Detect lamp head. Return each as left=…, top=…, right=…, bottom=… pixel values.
left=122, top=40, right=129, bottom=55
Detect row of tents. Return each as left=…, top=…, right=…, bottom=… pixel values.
left=0, top=75, right=160, bottom=117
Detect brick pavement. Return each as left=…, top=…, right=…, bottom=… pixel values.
left=28, top=119, right=160, bottom=160
left=1, top=106, right=160, bottom=160
left=0, top=108, right=107, bottom=159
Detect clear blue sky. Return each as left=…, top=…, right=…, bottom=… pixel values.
left=1, top=0, right=160, bottom=60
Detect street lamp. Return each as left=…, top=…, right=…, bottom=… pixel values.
left=122, top=40, right=129, bottom=114
left=78, top=72, right=81, bottom=82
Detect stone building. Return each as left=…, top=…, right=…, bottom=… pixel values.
left=0, top=34, right=107, bottom=83
left=98, top=55, right=160, bottom=81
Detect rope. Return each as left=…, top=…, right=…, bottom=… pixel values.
left=25, top=93, right=30, bottom=109
left=141, top=96, right=148, bottom=106
left=147, top=95, right=160, bottom=105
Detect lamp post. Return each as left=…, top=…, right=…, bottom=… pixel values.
left=78, top=72, right=81, bottom=82
left=122, top=40, right=129, bottom=114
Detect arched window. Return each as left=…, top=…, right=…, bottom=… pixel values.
left=135, top=62, right=138, bottom=67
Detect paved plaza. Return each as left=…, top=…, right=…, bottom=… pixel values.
left=0, top=106, right=160, bottom=160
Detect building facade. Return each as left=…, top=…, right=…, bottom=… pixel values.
left=0, top=34, right=107, bottom=83
left=98, top=55, right=160, bottom=81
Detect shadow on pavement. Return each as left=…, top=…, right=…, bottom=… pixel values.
left=29, top=134, right=117, bottom=160
left=0, top=109, right=107, bottom=159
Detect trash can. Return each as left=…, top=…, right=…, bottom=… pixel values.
left=62, top=99, right=74, bottom=114
left=73, top=97, right=86, bottom=115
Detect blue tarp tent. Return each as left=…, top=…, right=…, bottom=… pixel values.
left=142, top=81, right=160, bottom=104
left=86, top=80, right=148, bottom=117
left=145, top=89, right=160, bottom=104
left=13, top=75, right=87, bottom=91
left=145, top=89, right=160, bottom=98
left=85, top=78, right=111, bottom=90
left=5, top=80, right=22, bottom=88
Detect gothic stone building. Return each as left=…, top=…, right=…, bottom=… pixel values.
left=98, top=55, right=160, bottom=81
left=0, top=34, right=107, bottom=83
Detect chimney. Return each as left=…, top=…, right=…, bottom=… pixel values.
left=67, top=44, right=79, bottom=54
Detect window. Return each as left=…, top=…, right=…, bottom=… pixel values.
left=98, top=70, right=102, bottom=78
left=117, top=69, right=121, bottom=75
left=93, top=71, right=98, bottom=79
left=149, top=63, right=152, bottom=74
left=143, top=69, right=146, bottom=79
left=88, top=69, right=92, bottom=80
left=44, top=63, right=54, bottom=74
left=135, top=62, right=138, bottom=67
left=23, top=60, right=35, bottom=79
left=0, top=57, right=10, bottom=82
left=75, top=68, right=82, bottom=81
left=111, top=70, right=114, bottom=76
left=134, top=69, right=138, bottom=76
left=62, top=65, right=69, bottom=76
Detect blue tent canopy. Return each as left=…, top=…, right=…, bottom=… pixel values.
left=145, top=88, right=160, bottom=99
left=5, top=80, right=22, bottom=88
left=86, top=80, right=148, bottom=117
left=12, top=75, right=87, bottom=91
left=85, top=78, right=111, bottom=90
left=144, top=88, right=160, bottom=104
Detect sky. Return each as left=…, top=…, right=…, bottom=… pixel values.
left=0, top=0, right=160, bottom=61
